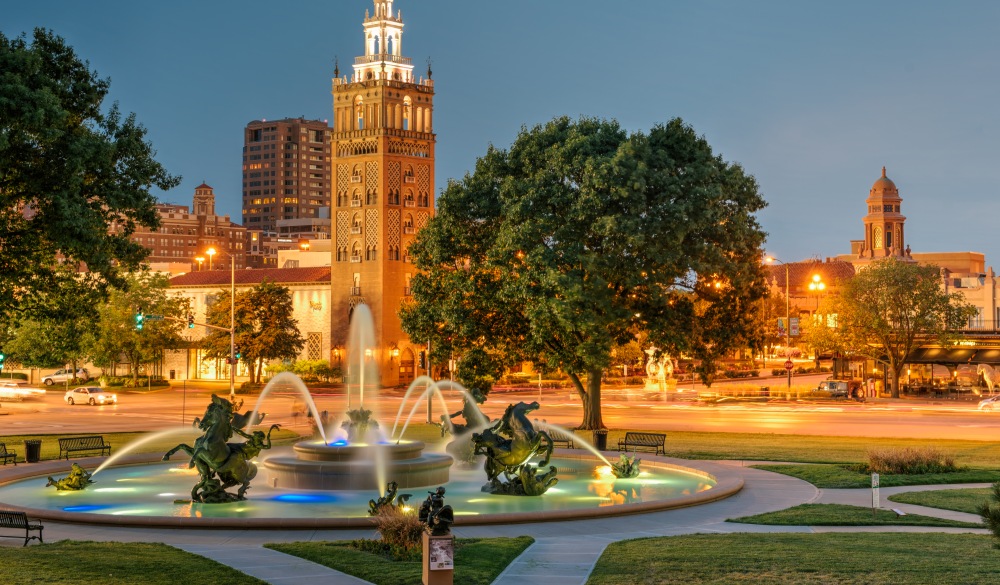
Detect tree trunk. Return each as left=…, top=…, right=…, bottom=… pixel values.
left=579, top=367, right=605, bottom=430
left=890, top=359, right=902, bottom=399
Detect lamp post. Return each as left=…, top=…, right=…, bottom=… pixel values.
left=195, top=256, right=205, bottom=271
left=808, top=274, right=826, bottom=313
left=766, top=257, right=791, bottom=389
left=205, top=246, right=236, bottom=400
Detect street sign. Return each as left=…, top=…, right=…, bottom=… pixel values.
left=784, top=360, right=794, bottom=371
left=789, top=317, right=800, bottom=336
left=144, top=314, right=164, bottom=321
left=872, top=472, right=880, bottom=511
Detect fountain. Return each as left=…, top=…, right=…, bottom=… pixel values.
left=0, top=305, right=741, bottom=527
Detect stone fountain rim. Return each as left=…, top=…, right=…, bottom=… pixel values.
left=0, top=451, right=743, bottom=529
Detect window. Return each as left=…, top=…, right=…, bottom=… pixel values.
left=307, top=333, right=323, bottom=360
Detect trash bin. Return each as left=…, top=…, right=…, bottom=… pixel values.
left=592, top=429, right=608, bottom=451
left=24, top=440, right=41, bottom=463
left=169, top=369, right=176, bottom=380
left=760, top=386, right=770, bottom=397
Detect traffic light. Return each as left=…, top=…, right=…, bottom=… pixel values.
left=0, top=351, right=6, bottom=371
left=187, top=314, right=195, bottom=328
left=134, top=309, right=145, bottom=330
left=234, top=345, right=242, bottom=360
left=418, top=350, right=426, bottom=369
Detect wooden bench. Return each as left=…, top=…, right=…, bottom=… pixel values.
left=617, top=432, right=666, bottom=455
left=0, top=510, right=44, bottom=546
left=58, top=436, right=111, bottom=460
left=551, top=435, right=575, bottom=449
left=0, top=443, right=15, bottom=465
left=891, top=508, right=908, bottom=517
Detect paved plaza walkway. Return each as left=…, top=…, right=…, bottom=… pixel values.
left=1, top=457, right=989, bottom=584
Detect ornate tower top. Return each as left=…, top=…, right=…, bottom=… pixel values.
left=353, top=0, right=413, bottom=84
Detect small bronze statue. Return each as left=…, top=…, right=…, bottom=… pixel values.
left=46, top=462, right=95, bottom=491
left=368, top=480, right=412, bottom=515
left=610, top=453, right=641, bottom=479
left=418, top=486, right=454, bottom=536
left=342, top=407, right=379, bottom=442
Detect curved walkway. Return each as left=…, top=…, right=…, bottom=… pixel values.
left=1, top=460, right=990, bottom=584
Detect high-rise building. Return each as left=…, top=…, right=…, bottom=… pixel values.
left=242, top=117, right=333, bottom=235
left=132, top=183, right=246, bottom=274
left=330, top=0, right=436, bottom=385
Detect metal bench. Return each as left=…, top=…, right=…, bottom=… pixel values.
left=58, top=436, right=111, bottom=460
left=617, top=431, right=666, bottom=455
left=0, top=510, right=44, bottom=546
left=551, top=434, right=575, bottom=449
left=0, top=443, right=15, bottom=465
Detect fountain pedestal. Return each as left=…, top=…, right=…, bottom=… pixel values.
left=263, top=441, right=452, bottom=491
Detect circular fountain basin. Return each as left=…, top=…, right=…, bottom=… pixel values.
left=264, top=440, right=453, bottom=490
left=0, top=450, right=741, bottom=529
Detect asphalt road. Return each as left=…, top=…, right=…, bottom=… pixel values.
left=2, top=377, right=998, bottom=441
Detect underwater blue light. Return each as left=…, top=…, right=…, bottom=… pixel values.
left=63, top=504, right=113, bottom=512
left=272, top=493, right=338, bottom=503
left=329, top=439, right=349, bottom=446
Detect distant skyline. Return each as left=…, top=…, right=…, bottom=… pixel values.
left=6, top=1, right=1000, bottom=266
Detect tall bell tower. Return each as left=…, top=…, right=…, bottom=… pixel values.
left=330, top=0, right=435, bottom=386
left=856, top=167, right=912, bottom=265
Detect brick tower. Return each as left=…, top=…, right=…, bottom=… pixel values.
left=330, top=0, right=435, bottom=386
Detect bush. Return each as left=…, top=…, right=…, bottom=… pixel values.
left=722, top=370, right=759, bottom=379
left=100, top=376, right=168, bottom=388
left=862, top=447, right=962, bottom=475
left=362, top=505, right=424, bottom=560
left=0, top=372, right=28, bottom=381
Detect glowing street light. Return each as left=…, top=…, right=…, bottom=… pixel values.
left=204, top=246, right=235, bottom=400
left=808, top=274, right=826, bottom=312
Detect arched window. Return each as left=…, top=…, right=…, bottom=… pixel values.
left=366, top=245, right=378, bottom=261
left=355, top=96, right=364, bottom=130
left=403, top=97, right=411, bottom=131
left=351, top=189, right=362, bottom=206
left=373, top=35, right=380, bottom=55
left=873, top=227, right=883, bottom=250
left=351, top=243, right=362, bottom=262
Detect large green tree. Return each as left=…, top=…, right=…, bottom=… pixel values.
left=829, top=258, right=976, bottom=398
left=0, top=29, right=179, bottom=320
left=400, top=117, right=768, bottom=429
left=203, top=281, right=305, bottom=385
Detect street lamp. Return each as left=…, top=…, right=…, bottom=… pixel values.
left=195, top=256, right=205, bottom=271
left=808, top=274, right=826, bottom=313
left=205, top=246, right=235, bottom=400
left=766, top=256, right=792, bottom=389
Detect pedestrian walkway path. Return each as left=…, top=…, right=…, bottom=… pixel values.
left=2, top=461, right=991, bottom=584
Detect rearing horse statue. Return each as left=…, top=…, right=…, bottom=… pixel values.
left=163, top=395, right=280, bottom=503
left=978, top=364, right=1000, bottom=395
left=472, top=401, right=557, bottom=496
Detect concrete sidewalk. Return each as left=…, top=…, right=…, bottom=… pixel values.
left=2, top=462, right=990, bottom=584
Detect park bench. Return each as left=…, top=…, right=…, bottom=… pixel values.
left=891, top=508, right=908, bottom=517
left=617, top=432, right=666, bottom=455
left=0, top=443, right=15, bottom=465
left=550, top=434, right=575, bottom=449
left=58, top=436, right=111, bottom=460
left=0, top=510, right=44, bottom=546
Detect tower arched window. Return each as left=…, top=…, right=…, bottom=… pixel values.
left=403, top=97, right=412, bottom=131
left=873, top=227, right=883, bottom=250
left=351, top=243, right=362, bottom=263
left=373, top=35, right=380, bottom=55
left=366, top=244, right=378, bottom=261
left=387, top=36, right=394, bottom=55
left=355, top=96, right=365, bottom=130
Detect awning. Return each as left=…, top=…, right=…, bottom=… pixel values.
left=905, top=347, right=1000, bottom=364
left=905, top=347, right=977, bottom=364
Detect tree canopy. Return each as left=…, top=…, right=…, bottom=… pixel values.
left=828, top=258, right=976, bottom=397
left=400, top=116, right=768, bottom=429
left=0, top=29, right=178, bottom=319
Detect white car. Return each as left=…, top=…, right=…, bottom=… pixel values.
left=978, top=395, right=1000, bottom=412
left=64, top=386, right=117, bottom=406
left=42, top=368, right=90, bottom=385
left=0, top=382, right=46, bottom=401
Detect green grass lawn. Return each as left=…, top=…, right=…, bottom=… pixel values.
left=729, top=503, right=983, bottom=528
left=889, top=487, right=995, bottom=514
left=752, top=463, right=1000, bottom=488
left=587, top=533, right=1000, bottom=584
left=4, top=541, right=266, bottom=585
left=266, top=536, right=533, bottom=585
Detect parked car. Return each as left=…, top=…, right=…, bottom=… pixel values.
left=978, top=395, right=1000, bottom=412
left=816, top=380, right=850, bottom=398
left=42, top=368, right=90, bottom=386
left=64, top=386, right=117, bottom=406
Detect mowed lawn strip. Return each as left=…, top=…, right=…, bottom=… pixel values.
left=4, top=541, right=266, bottom=585
left=752, top=463, right=1000, bottom=488
left=266, top=536, right=533, bottom=585
left=889, top=487, right=995, bottom=514
left=729, top=503, right=983, bottom=527
left=586, top=533, right=1000, bottom=585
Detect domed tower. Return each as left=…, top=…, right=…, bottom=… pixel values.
left=858, top=167, right=911, bottom=262
left=329, top=0, right=436, bottom=386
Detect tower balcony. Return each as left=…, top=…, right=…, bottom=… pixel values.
left=355, top=54, right=412, bottom=66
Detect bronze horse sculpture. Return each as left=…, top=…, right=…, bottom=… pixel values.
left=472, top=401, right=557, bottom=495
left=164, top=395, right=280, bottom=503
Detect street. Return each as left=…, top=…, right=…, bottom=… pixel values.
left=2, top=376, right=998, bottom=441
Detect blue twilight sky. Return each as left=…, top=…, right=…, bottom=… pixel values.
left=5, top=1, right=1000, bottom=265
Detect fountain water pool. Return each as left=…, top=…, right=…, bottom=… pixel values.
left=0, top=448, right=731, bottom=528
